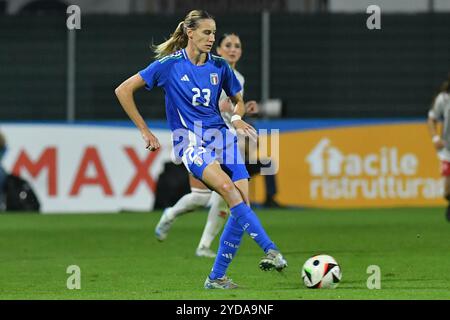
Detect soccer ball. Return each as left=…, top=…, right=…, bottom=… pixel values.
left=301, top=254, right=342, bottom=289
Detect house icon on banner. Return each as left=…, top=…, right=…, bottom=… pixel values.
left=306, top=138, right=344, bottom=176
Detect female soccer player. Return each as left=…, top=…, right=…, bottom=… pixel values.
left=154, top=33, right=260, bottom=258
left=115, top=10, right=287, bottom=289
left=428, top=74, right=450, bottom=221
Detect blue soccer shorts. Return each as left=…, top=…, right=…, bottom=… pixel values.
left=181, top=140, right=250, bottom=183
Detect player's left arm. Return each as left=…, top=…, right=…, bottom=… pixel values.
left=229, top=93, right=257, bottom=141
left=427, top=116, right=445, bottom=150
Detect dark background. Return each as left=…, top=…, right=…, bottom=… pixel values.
left=1, top=3, right=449, bottom=120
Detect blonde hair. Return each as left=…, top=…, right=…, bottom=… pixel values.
left=153, top=10, right=214, bottom=59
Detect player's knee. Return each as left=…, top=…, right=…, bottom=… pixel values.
left=217, top=181, right=236, bottom=197
left=191, top=191, right=211, bottom=207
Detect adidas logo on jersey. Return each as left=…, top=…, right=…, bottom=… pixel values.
left=221, top=253, right=233, bottom=260
left=181, top=74, right=190, bottom=81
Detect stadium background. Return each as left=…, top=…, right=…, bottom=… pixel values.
left=1, top=0, right=450, bottom=212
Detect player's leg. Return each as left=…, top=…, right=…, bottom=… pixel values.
left=201, top=161, right=244, bottom=207
left=257, top=158, right=281, bottom=208
left=440, top=160, right=450, bottom=222
left=155, top=174, right=211, bottom=241
left=445, top=175, right=450, bottom=221
left=246, top=159, right=281, bottom=208
left=232, top=178, right=287, bottom=271
left=196, top=174, right=250, bottom=258
left=196, top=191, right=229, bottom=257
left=263, top=172, right=280, bottom=207
left=203, top=164, right=286, bottom=287
left=0, top=166, right=6, bottom=210
left=186, top=142, right=285, bottom=288
left=168, top=176, right=211, bottom=218
left=196, top=163, right=252, bottom=257
left=200, top=162, right=246, bottom=288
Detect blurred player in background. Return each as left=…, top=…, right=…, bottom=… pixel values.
left=427, top=73, right=450, bottom=221
left=115, top=10, right=287, bottom=289
left=0, top=131, right=7, bottom=211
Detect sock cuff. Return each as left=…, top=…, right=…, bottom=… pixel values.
left=230, top=201, right=248, bottom=213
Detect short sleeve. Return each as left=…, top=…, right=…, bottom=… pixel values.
left=138, top=60, right=166, bottom=91
left=429, top=93, right=448, bottom=121
left=221, top=63, right=242, bottom=98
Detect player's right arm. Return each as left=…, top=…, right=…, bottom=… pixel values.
left=115, top=74, right=160, bottom=151
left=229, top=93, right=257, bottom=142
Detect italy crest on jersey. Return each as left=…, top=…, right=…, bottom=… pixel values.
left=210, top=73, right=219, bottom=85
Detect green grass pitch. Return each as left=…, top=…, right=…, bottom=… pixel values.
left=0, top=207, right=449, bottom=300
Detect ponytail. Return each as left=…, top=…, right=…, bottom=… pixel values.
left=153, top=21, right=188, bottom=59
left=152, top=10, right=214, bottom=59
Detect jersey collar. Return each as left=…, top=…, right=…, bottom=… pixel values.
left=182, top=49, right=211, bottom=65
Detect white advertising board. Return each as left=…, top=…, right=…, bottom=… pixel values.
left=1, top=124, right=174, bottom=213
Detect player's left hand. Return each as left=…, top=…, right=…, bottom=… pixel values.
left=232, top=119, right=258, bottom=142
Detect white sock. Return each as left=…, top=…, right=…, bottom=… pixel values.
left=166, top=188, right=211, bottom=220
left=197, top=191, right=228, bottom=249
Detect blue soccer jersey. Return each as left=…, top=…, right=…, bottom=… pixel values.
left=139, top=49, right=242, bottom=134
left=138, top=49, right=247, bottom=182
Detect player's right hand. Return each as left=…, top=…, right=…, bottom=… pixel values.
left=141, top=129, right=160, bottom=151
left=233, top=119, right=258, bottom=143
